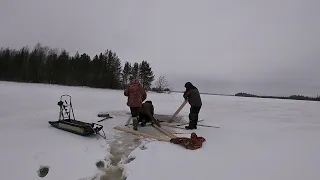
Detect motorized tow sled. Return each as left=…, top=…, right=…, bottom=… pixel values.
left=49, top=95, right=106, bottom=139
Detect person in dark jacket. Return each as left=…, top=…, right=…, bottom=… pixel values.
left=183, top=82, right=202, bottom=129
left=138, top=101, right=161, bottom=127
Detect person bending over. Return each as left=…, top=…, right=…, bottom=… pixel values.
left=138, top=100, right=160, bottom=127
left=183, top=82, right=202, bottom=130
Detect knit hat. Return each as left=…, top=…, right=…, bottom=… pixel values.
left=184, top=82, right=193, bottom=89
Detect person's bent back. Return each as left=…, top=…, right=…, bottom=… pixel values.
left=124, top=79, right=147, bottom=107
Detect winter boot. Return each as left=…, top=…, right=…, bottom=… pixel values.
left=140, top=118, right=146, bottom=127
left=132, top=117, right=138, bottom=131
left=185, top=122, right=194, bottom=130
left=185, top=122, right=196, bottom=130
left=185, top=113, right=197, bottom=130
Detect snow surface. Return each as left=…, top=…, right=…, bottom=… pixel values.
left=1, top=81, right=320, bottom=180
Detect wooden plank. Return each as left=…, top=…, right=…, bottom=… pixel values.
left=161, top=123, right=220, bottom=129
left=97, top=117, right=112, bottom=123
left=164, top=125, right=189, bottom=130
left=114, top=126, right=171, bottom=142
left=198, top=124, right=220, bottom=128
left=168, top=100, right=188, bottom=122
left=175, top=120, right=204, bottom=126
left=161, top=119, right=204, bottom=127
left=152, top=125, right=177, bottom=139
left=160, top=123, right=182, bottom=129
left=173, top=132, right=192, bottom=134
left=125, top=122, right=178, bottom=136
left=125, top=117, right=132, bottom=126
left=97, top=113, right=113, bottom=118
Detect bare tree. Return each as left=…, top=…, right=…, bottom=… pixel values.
left=154, top=75, right=171, bottom=93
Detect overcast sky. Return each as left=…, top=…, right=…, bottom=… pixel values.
left=1, top=0, right=319, bottom=96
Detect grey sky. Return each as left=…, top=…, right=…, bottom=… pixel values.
left=1, top=0, right=319, bottom=96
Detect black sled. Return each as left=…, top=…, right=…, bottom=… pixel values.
left=49, top=95, right=106, bottom=139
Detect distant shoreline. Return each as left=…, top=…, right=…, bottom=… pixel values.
left=234, top=92, right=320, bottom=102
left=1, top=80, right=319, bottom=102
left=171, top=90, right=234, bottom=97
left=171, top=91, right=320, bottom=102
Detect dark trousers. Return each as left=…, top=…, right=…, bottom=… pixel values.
left=130, top=107, right=140, bottom=118
left=190, top=106, right=201, bottom=115
left=189, top=106, right=201, bottom=125
left=138, top=113, right=150, bottom=123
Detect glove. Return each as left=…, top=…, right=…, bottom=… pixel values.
left=183, top=94, right=188, bottom=100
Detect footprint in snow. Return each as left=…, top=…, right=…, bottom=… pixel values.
left=124, top=156, right=136, bottom=164
left=139, top=145, right=147, bottom=150
left=96, top=160, right=105, bottom=169
left=133, top=138, right=140, bottom=143
left=37, top=166, right=49, bottom=178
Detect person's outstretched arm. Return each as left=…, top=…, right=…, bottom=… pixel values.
left=183, top=90, right=190, bottom=99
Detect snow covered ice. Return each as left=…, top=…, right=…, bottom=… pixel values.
left=1, top=81, right=320, bottom=180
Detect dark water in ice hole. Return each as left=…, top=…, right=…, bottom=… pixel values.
left=99, top=134, right=141, bottom=180
left=99, top=114, right=185, bottom=180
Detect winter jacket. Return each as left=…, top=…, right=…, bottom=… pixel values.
left=139, top=101, right=154, bottom=116
left=139, top=101, right=160, bottom=126
left=183, top=82, right=202, bottom=107
left=124, top=80, right=147, bottom=107
left=170, top=132, right=206, bottom=150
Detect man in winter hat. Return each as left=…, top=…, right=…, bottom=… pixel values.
left=183, top=82, right=202, bottom=129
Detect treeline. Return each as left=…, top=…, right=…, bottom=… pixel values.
left=235, top=92, right=320, bottom=102
left=0, top=43, right=155, bottom=90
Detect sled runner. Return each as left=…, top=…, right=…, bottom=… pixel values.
left=49, top=95, right=106, bottom=139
